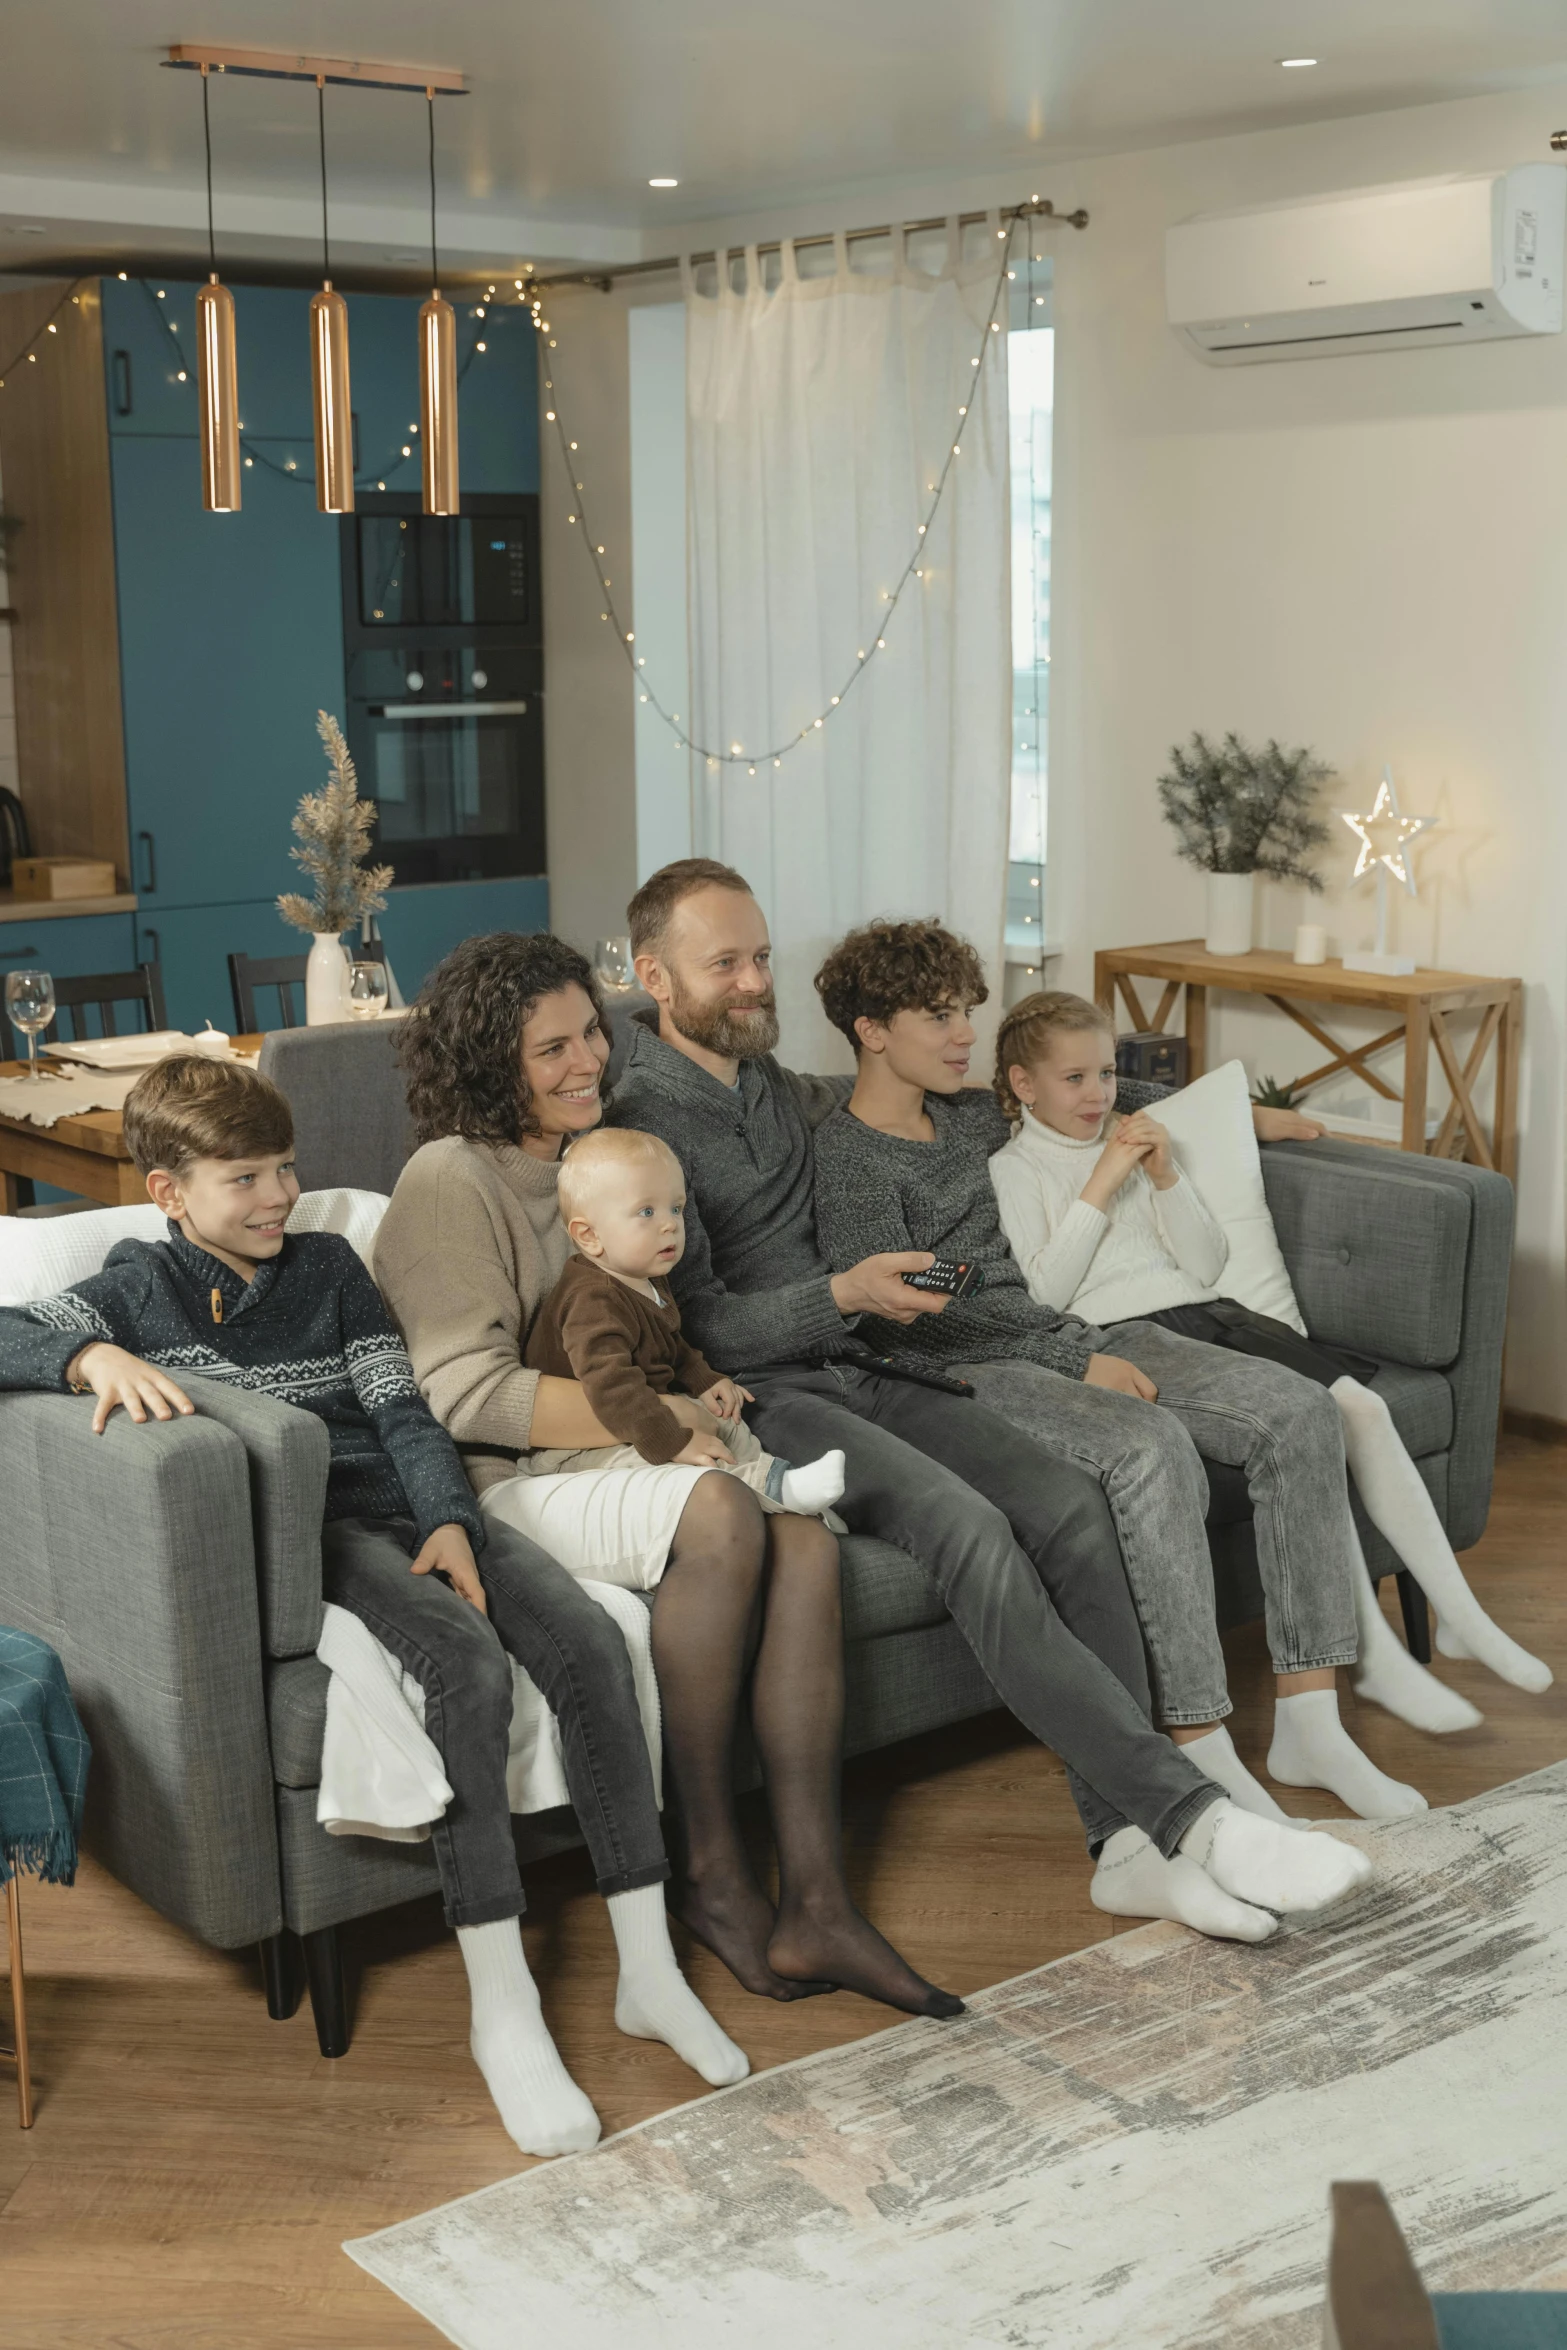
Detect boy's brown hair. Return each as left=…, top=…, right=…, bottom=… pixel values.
left=992, top=991, right=1114, bottom=1119
left=814, top=918, right=989, bottom=1052
left=121, top=1054, right=294, bottom=1178
left=626, top=857, right=753, bottom=960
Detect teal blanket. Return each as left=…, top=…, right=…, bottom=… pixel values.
left=0, top=1627, right=89, bottom=1885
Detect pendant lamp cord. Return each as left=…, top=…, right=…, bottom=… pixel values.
left=201, top=64, right=217, bottom=273
left=317, top=77, right=331, bottom=279
left=427, top=89, right=439, bottom=291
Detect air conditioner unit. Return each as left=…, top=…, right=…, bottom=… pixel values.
left=1166, top=165, right=1565, bottom=363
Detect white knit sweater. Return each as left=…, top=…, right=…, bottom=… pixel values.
left=988, top=1108, right=1229, bottom=1327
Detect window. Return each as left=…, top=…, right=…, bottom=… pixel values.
left=1007, top=265, right=1053, bottom=979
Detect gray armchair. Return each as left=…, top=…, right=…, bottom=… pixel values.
left=0, top=1142, right=1512, bottom=2059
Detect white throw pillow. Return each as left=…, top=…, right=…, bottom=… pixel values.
left=1141, top=1059, right=1307, bottom=1334
left=0, top=1187, right=391, bottom=1308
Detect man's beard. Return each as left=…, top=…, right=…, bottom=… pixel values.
left=668, top=973, right=781, bottom=1060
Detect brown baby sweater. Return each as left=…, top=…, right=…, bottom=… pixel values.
left=525, top=1254, right=720, bottom=1465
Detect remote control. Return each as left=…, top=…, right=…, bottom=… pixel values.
left=901, top=1257, right=985, bottom=1301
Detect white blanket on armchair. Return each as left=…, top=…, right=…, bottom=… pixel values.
left=316, top=1590, right=662, bottom=1841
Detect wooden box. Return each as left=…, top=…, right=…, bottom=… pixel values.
left=10, top=855, right=118, bottom=901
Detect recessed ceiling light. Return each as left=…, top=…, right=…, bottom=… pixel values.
left=1278, top=57, right=1318, bottom=68
left=648, top=177, right=679, bottom=188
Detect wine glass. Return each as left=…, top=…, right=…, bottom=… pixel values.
left=593, top=936, right=634, bottom=994
left=4, top=968, right=57, bottom=1082
left=347, top=960, right=390, bottom=1020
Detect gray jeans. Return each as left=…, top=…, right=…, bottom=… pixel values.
left=743, top=1359, right=1222, bottom=1857
left=957, top=1326, right=1359, bottom=1727
left=321, top=1515, right=670, bottom=1928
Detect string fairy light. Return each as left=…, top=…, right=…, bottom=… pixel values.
left=528, top=204, right=1057, bottom=771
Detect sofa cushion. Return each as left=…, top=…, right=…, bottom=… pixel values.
left=1147, top=1059, right=1307, bottom=1332
left=0, top=1185, right=390, bottom=1304
left=1263, top=1152, right=1470, bottom=1367
left=840, top=1534, right=949, bottom=1642
left=268, top=1654, right=332, bottom=1789
left=1201, top=1361, right=1452, bottom=1529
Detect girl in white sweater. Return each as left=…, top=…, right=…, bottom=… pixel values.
left=990, top=991, right=1549, bottom=1709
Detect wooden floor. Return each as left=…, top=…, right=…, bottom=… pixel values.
left=4, top=1434, right=1564, bottom=2347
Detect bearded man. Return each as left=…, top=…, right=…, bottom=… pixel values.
left=606, top=858, right=1375, bottom=1934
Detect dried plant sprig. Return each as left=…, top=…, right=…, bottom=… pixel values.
left=278, top=711, right=394, bottom=936
left=1157, top=731, right=1332, bottom=887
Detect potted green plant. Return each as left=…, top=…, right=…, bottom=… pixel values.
left=1157, top=732, right=1331, bottom=956
left=278, top=713, right=393, bottom=1026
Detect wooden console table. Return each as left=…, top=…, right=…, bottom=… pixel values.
left=1092, top=941, right=1520, bottom=1179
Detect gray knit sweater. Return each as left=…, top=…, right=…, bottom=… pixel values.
left=812, top=1090, right=1107, bottom=1380
left=608, top=1020, right=854, bottom=1373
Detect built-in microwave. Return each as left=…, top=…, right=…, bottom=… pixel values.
left=340, top=495, right=545, bottom=888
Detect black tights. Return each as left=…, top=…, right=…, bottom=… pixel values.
left=650, top=1474, right=961, bottom=2017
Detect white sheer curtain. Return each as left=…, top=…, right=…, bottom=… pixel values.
left=684, top=218, right=1012, bottom=1068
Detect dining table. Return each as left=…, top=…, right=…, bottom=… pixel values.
left=0, top=1038, right=265, bottom=1212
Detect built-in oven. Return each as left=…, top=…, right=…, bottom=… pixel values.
left=340, top=494, right=545, bottom=888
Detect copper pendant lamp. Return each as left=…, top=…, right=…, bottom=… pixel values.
left=419, top=88, right=459, bottom=515
left=194, top=64, right=241, bottom=512
left=309, top=77, right=354, bottom=512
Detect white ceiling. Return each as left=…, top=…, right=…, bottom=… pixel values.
left=3, top=0, right=1566, bottom=280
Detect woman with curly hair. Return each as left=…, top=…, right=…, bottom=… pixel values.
left=375, top=931, right=960, bottom=2029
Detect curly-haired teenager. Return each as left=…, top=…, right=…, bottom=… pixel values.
left=373, top=932, right=962, bottom=2019
left=609, top=864, right=1376, bottom=1946
left=810, top=918, right=1448, bottom=1838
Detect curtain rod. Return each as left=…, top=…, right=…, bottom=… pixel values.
left=525, top=196, right=1087, bottom=290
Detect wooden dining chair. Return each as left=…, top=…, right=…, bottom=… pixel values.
left=229, top=942, right=386, bottom=1035
left=1, top=962, right=168, bottom=1059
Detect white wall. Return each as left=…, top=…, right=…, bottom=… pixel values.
left=1042, top=84, right=1567, bottom=1415
left=628, top=299, right=692, bottom=883
left=547, top=79, right=1567, bottom=1411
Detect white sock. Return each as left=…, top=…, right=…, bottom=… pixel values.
left=1180, top=1799, right=1375, bottom=1915
left=607, top=1886, right=749, bottom=2087
left=1333, top=1378, right=1551, bottom=1695
left=458, top=1919, right=601, bottom=2158
left=778, top=1449, right=847, bottom=1519
left=1175, top=1724, right=1294, bottom=1823
left=1090, top=1825, right=1276, bottom=1943
left=1267, top=1688, right=1427, bottom=1820
left=1344, top=1522, right=1483, bottom=1733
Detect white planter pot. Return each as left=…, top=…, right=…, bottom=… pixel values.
left=1204, top=872, right=1255, bottom=957
left=305, top=931, right=350, bottom=1025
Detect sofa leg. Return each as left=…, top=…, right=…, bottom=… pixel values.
left=1396, top=1570, right=1432, bottom=1664
left=259, top=1929, right=301, bottom=2021
left=302, top=1924, right=350, bottom=2058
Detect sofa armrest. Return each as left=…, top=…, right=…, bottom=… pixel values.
left=0, top=1392, right=283, bottom=1949
left=176, top=1375, right=329, bottom=1660
left=1264, top=1140, right=1513, bottom=1549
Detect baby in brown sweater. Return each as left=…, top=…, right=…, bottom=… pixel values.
left=526, top=1128, right=846, bottom=1521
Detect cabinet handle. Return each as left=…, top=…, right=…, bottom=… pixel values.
left=140, top=928, right=160, bottom=964
left=138, top=831, right=157, bottom=893
left=111, top=349, right=133, bottom=417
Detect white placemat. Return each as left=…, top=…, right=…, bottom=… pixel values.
left=0, top=1068, right=141, bottom=1127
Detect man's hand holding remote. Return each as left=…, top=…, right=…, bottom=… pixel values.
left=830, top=1252, right=950, bottom=1325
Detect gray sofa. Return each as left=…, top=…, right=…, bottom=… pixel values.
left=0, top=1138, right=1512, bottom=2056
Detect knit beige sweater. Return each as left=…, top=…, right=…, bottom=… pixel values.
left=372, top=1136, right=570, bottom=1494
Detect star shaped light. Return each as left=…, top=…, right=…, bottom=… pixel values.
left=1340, top=765, right=1438, bottom=897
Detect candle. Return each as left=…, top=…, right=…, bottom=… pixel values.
left=1293, top=923, right=1327, bottom=966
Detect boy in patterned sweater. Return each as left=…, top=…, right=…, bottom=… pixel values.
left=0, top=1055, right=745, bottom=2154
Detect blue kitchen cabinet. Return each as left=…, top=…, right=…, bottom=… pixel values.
left=134, top=899, right=304, bottom=1036
left=0, top=914, right=139, bottom=994
left=109, top=434, right=347, bottom=913
left=376, top=877, right=550, bottom=1003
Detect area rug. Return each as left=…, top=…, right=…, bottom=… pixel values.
left=346, top=1764, right=1567, bottom=2349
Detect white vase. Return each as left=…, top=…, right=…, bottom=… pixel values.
left=1204, top=872, right=1255, bottom=957
left=305, top=931, right=350, bottom=1025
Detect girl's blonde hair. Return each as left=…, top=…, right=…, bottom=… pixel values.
left=992, top=991, right=1114, bottom=1119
